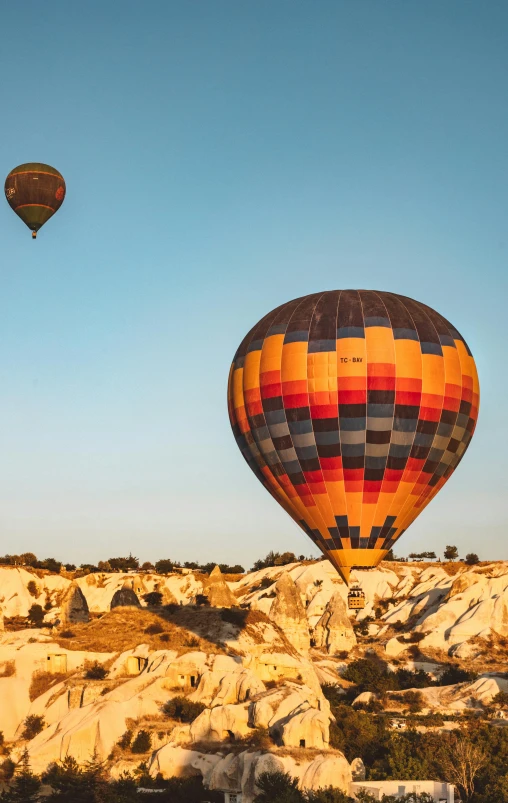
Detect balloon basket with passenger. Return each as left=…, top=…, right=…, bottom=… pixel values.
left=347, top=583, right=366, bottom=610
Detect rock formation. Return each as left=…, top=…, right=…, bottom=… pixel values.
left=351, top=757, right=366, bottom=781
left=149, top=746, right=351, bottom=803
left=269, top=571, right=310, bottom=653
left=313, top=591, right=356, bottom=654
left=110, top=588, right=141, bottom=609
left=0, top=557, right=508, bottom=795
left=280, top=707, right=329, bottom=749
left=205, top=565, right=238, bottom=608
left=60, top=582, right=90, bottom=625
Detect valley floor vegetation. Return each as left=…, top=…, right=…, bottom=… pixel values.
left=0, top=755, right=447, bottom=803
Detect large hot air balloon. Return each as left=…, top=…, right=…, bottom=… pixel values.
left=228, top=290, right=479, bottom=585
left=4, top=163, right=66, bottom=239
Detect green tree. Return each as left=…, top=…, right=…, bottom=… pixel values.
left=273, top=551, right=297, bottom=566
left=22, top=715, right=45, bottom=741
left=43, top=753, right=109, bottom=803
left=20, top=553, right=38, bottom=567
left=27, top=604, right=44, bottom=628
left=443, top=545, right=458, bottom=561
left=492, top=690, right=508, bottom=708
left=465, top=553, right=479, bottom=565
left=305, top=788, right=354, bottom=802
left=0, top=759, right=16, bottom=782
left=399, top=690, right=424, bottom=713
left=131, top=730, right=152, bottom=754
left=0, top=750, right=41, bottom=802
left=329, top=705, right=390, bottom=766
left=436, top=665, right=477, bottom=686
left=194, top=593, right=209, bottom=606
left=108, top=554, right=139, bottom=572
left=39, top=558, right=62, bottom=574
left=162, top=696, right=205, bottom=723
left=142, top=591, right=163, bottom=606
left=342, top=658, right=396, bottom=694
left=154, top=559, right=174, bottom=574
left=254, top=771, right=304, bottom=803
left=479, top=773, right=508, bottom=803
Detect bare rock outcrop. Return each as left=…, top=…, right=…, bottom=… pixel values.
left=190, top=667, right=265, bottom=708
left=300, top=753, right=352, bottom=795
left=249, top=682, right=331, bottom=747
left=110, top=588, right=141, bottom=609
left=149, top=747, right=351, bottom=803
left=173, top=701, right=252, bottom=744
left=60, top=582, right=90, bottom=625
left=205, top=566, right=238, bottom=608
left=269, top=572, right=310, bottom=653
left=313, top=591, right=356, bottom=654
left=280, top=707, right=329, bottom=749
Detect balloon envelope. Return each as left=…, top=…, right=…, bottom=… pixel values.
left=4, top=163, right=66, bottom=236
left=228, top=290, right=479, bottom=584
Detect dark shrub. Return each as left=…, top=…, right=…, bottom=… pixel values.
left=321, top=683, right=345, bottom=707
left=22, top=714, right=45, bottom=740
left=221, top=608, right=247, bottom=627
left=131, top=730, right=152, bottom=753
left=162, top=696, right=206, bottom=722
left=400, top=690, right=424, bottom=713
left=84, top=662, right=108, bottom=680
left=395, top=667, right=431, bottom=689
left=406, top=632, right=426, bottom=643
left=195, top=594, right=209, bottom=606
left=258, top=577, right=274, bottom=590
left=144, top=622, right=164, bottom=635
left=143, top=592, right=163, bottom=607
left=154, top=559, right=175, bottom=574
left=437, top=665, right=477, bottom=686
left=253, top=770, right=303, bottom=802
left=27, top=604, right=44, bottom=627
left=118, top=729, right=133, bottom=749
left=0, top=757, right=15, bottom=781
left=185, top=636, right=200, bottom=647
left=40, top=558, right=62, bottom=573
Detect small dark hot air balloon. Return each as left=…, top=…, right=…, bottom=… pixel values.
left=4, top=163, right=66, bottom=239
left=228, top=290, right=479, bottom=586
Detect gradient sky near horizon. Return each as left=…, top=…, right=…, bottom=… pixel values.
left=0, top=1, right=506, bottom=567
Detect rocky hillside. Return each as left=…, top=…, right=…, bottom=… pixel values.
left=0, top=559, right=507, bottom=800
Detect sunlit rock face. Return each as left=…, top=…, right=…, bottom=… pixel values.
left=206, top=565, right=238, bottom=608
left=269, top=572, right=310, bottom=653
left=313, top=591, right=356, bottom=654
left=0, top=558, right=507, bottom=792
left=59, top=582, right=90, bottom=625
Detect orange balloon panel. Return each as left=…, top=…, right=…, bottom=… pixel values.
left=228, top=291, right=479, bottom=584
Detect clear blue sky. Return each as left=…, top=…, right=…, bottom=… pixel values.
left=0, top=1, right=506, bottom=567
